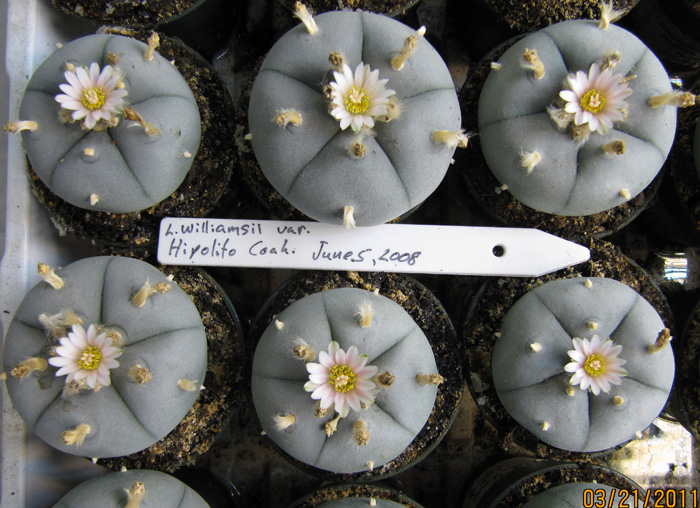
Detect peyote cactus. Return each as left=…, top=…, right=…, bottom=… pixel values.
left=492, top=277, right=674, bottom=452
left=53, top=469, right=209, bottom=507
left=11, top=33, right=200, bottom=213
left=522, top=483, right=642, bottom=508
left=251, top=287, right=442, bottom=474
left=478, top=20, right=683, bottom=217
left=248, top=8, right=462, bottom=227
left=3, top=256, right=207, bottom=458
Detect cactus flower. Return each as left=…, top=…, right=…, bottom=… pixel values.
left=329, top=62, right=395, bottom=132
left=564, top=334, right=628, bottom=395
left=304, top=341, right=378, bottom=418
left=55, top=62, right=128, bottom=130
left=48, top=323, right=122, bottom=389
left=559, top=62, right=631, bottom=134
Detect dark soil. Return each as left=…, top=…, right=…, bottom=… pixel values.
left=291, top=484, right=422, bottom=507
left=477, top=0, right=639, bottom=31
left=278, top=0, right=420, bottom=17
left=675, top=299, right=700, bottom=442
left=52, top=0, right=210, bottom=27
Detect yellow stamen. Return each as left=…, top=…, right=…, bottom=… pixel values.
left=584, top=354, right=606, bottom=377
left=580, top=89, right=606, bottom=114
left=81, top=87, right=106, bottom=111
left=77, top=346, right=101, bottom=370
left=329, top=364, right=356, bottom=393
left=345, top=86, right=370, bottom=115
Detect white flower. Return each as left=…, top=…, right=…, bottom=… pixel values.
left=48, top=324, right=122, bottom=389
left=55, top=62, right=128, bottom=130
left=304, top=341, right=378, bottom=418
left=329, top=62, right=395, bottom=133
left=559, top=63, right=632, bottom=134
left=564, top=334, right=628, bottom=396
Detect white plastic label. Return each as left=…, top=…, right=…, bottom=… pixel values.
left=157, top=218, right=590, bottom=277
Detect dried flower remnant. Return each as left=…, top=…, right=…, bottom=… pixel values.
left=11, top=357, right=48, bottom=379
left=329, top=62, right=395, bottom=132
left=559, top=63, right=632, bottom=134
left=128, top=364, right=153, bottom=384
left=125, top=481, right=146, bottom=508
left=3, top=120, right=38, bottom=133
left=274, top=109, right=303, bottom=128
left=391, top=26, right=425, bottom=71
left=432, top=130, right=469, bottom=149
left=294, top=1, right=318, bottom=35
left=416, top=373, right=444, bottom=386
left=564, top=334, right=628, bottom=395
left=54, top=62, right=127, bottom=130
left=648, top=91, right=696, bottom=108
left=39, top=309, right=83, bottom=339
left=329, top=51, right=344, bottom=70
left=598, top=1, right=625, bottom=30
left=353, top=419, right=370, bottom=445
left=48, top=324, right=122, bottom=389
left=178, top=379, right=200, bottom=391
left=348, top=137, right=367, bottom=159
left=648, top=328, right=672, bottom=353
left=273, top=413, right=296, bottom=431
left=355, top=300, right=373, bottom=328
left=602, top=140, right=626, bottom=156
left=343, top=205, right=356, bottom=230
left=520, top=151, right=541, bottom=174
left=375, top=371, right=395, bottom=387
left=325, top=413, right=341, bottom=436
left=123, top=108, right=161, bottom=136
left=293, top=338, right=316, bottom=362
left=132, top=279, right=171, bottom=307
left=38, top=263, right=64, bottom=289
left=600, top=52, right=621, bottom=71
left=143, top=32, right=160, bottom=61
left=522, top=49, right=545, bottom=79
left=62, top=423, right=91, bottom=447
left=304, top=341, right=378, bottom=418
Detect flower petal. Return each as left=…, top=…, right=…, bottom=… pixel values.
left=559, top=90, right=578, bottom=103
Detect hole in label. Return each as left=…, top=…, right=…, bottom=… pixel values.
left=492, top=245, right=505, bottom=257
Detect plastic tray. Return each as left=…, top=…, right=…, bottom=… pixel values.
left=1, top=1, right=698, bottom=507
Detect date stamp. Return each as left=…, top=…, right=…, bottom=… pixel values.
left=583, top=488, right=698, bottom=508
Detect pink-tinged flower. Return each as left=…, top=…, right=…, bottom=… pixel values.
left=48, top=324, right=122, bottom=389
left=55, top=62, right=128, bottom=130
left=304, top=341, right=378, bottom=418
left=559, top=63, right=632, bottom=134
left=564, top=334, right=628, bottom=396
left=329, top=62, right=395, bottom=133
